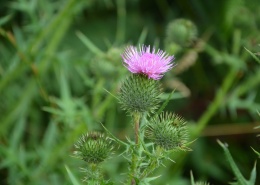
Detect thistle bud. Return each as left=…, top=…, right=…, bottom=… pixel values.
left=119, top=74, right=161, bottom=114
left=166, top=19, right=198, bottom=47
left=146, top=112, right=189, bottom=151
left=74, top=132, right=114, bottom=164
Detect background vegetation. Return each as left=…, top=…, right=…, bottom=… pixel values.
left=0, top=0, right=260, bottom=184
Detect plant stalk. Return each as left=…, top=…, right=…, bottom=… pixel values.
left=134, top=113, right=141, bottom=145
left=130, top=113, right=141, bottom=185
left=193, top=68, right=237, bottom=137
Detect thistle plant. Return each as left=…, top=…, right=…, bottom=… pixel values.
left=73, top=45, right=191, bottom=184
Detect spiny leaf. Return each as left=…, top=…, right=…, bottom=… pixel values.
left=190, top=171, right=196, bottom=185
left=251, top=147, right=260, bottom=157
left=248, top=162, right=257, bottom=185
left=217, top=140, right=248, bottom=185
left=245, top=47, right=260, bottom=64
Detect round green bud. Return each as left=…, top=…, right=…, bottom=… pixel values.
left=119, top=74, right=161, bottom=114
left=74, top=132, right=113, bottom=164
left=146, top=112, right=189, bottom=151
left=166, top=18, right=198, bottom=47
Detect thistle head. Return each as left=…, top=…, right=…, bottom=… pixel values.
left=74, top=132, right=114, bottom=164
left=146, top=112, right=189, bottom=151
left=121, top=45, right=175, bottom=80
left=119, top=74, right=161, bottom=114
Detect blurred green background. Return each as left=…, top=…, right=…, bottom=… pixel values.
left=1, top=0, right=260, bottom=184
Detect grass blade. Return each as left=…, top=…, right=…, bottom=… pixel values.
left=65, top=165, right=81, bottom=185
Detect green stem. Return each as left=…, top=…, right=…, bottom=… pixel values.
left=134, top=113, right=141, bottom=145
left=192, top=29, right=245, bottom=137
left=193, top=68, right=238, bottom=137
left=88, top=164, right=102, bottom=185
left=130, top=113, right=141, bottom=185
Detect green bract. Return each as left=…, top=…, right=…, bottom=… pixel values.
left=119, top=74, right=161, bottom=114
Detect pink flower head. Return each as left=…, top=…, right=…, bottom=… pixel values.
left=121, top=45, right=175, bottom=80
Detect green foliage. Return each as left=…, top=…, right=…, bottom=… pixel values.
left=218, top=140, right=257, bottom=185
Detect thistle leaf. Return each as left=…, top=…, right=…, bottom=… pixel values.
left=248, top=162, right=257, bottom=185
left=217, top=140, right=248, bottom=185
left=244, top=47, right=260, bottom=64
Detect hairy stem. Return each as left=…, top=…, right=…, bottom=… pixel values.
left=134, top=113, right=141, bottom=145
left=88, top=164, right=103, bottom=184
left=130, top=113, right=141, bottom=185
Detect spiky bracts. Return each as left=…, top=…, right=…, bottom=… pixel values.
left=119, top=74, right=161, bottom=114
left=146, top=112, right=189, bottom=151
left=74, top=132, right=114, bottom=164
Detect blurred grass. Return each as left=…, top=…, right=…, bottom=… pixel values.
left=0, top=0, right=260, bottom=184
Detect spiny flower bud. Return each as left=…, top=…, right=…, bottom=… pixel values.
left=119, top=74, right=161, bottom=114
left=166, top=19, right=198, bottom=47
left=146, top=112, right=189, bottom=151
left=74, top=132, right=114, bottom=164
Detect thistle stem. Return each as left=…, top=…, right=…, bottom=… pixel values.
left=134, top=113, right=141, bottom=145
left=130, top=113, right=141, bottom=185
left=193, top=68, right=237, bottom=136
left=87, top=163, right=104, bottom=184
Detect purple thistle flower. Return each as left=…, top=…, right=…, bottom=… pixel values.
left=121, top=45, right=175, bottom=80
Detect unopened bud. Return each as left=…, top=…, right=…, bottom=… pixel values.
left=119, top=74, right=161, bottom=114
left=74, top=132, right=114, bottom=164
